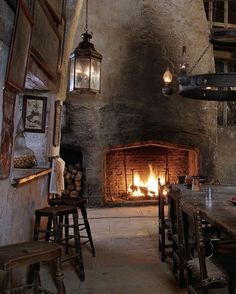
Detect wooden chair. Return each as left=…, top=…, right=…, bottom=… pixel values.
left=158, top=191, right=172, bottom=262
left=49, top=195, right=95, bottom=257
left=170, top=193, right=186, bottom=288
left=186, top=209, right=235, bottom=294
left=0, top=241, right=65, bottom=293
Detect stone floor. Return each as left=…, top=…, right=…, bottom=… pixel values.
left=40, top=206, right=187, bottom=294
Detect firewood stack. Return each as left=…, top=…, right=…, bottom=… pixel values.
left=63, top=162, right=83, bottom=198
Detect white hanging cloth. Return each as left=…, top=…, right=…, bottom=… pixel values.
left=49, top=157, right=65, bottom=196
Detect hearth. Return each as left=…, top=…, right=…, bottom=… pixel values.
left=104, top=141, right=198, bottom=204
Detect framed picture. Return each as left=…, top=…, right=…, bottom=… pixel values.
left=5, top=0, right=33, bottom=92
left=0, top=89, right=16, bottom=179
left=53, top=100, right=62, bottom=146
left=31, top=0, right=61, bottom=81
left=44, top=0, right=64, bottom=23
left=22, top=95, right=47, bottom=132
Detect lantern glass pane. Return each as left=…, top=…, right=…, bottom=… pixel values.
left=229, top=1, right=236, bottom=24
left=75, top=57, right=90, bottom=89
left=69, top=57, right=75, bottom=92
left=213, top=1, right=224, bottom=23
left=91, top=58, right=101, bottom=91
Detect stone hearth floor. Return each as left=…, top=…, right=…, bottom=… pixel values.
left=39, top=206, right=187, bottom=294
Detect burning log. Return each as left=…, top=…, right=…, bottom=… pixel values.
left=129, top=185, right=156, bottom=197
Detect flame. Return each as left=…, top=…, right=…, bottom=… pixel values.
left=76, top=66, right=97, bottom=78
left=129, top=164, right=165, bottom=197
left=163, top=67, right=173, bottom=84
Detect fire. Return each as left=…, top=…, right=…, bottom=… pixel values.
left=129, top=164, right=165, bottom=197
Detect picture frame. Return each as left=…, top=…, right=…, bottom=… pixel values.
left=5, top=0, right=33, bottom=93
left=31, top=0, right=61, bottom=81
left=58, top=13, right=66, bottom=71
left=22, top=95, right=47, bottom=133
left=53, top=100, right=62, bottom=147
left=44, top=0, right=64, bottom=24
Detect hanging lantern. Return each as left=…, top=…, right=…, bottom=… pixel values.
left=69, top=0, right=102, bottom=94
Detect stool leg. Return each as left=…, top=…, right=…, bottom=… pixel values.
left=53, top=216, right=60, bottom=243
left=3, top=270, right=12, bottom=294
left=59, top=215, right=64, bottom=242
left=73, top=211, right=85, bottom=281
left=80, top=205, right=95, bottom=257
left=33, top=215, right=41, bottom=241
left=46, top=216, right=53, bottom=241
left=64, top=214, right=69, bottom=254
left=55, top=256, right=66, bottom=294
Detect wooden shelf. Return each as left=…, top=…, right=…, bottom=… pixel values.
left=11, top=168, right=51, bottom=187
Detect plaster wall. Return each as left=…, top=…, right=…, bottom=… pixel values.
left=0, top=0, right=50, bottom=247
left=62, top=0, right=217, bottom=205
left=0, top=0, right=84, bottom=249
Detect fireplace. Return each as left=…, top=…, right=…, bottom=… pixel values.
left=104, top=141, right=198, bottom=204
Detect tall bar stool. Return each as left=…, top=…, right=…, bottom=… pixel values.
left=33, top=205, right=85, bottom=281
left=0, top=241, right=65, bottom=293
left=49, top=196, right=95, bottom=257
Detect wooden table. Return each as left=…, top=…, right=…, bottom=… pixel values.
left=170, top=185, right=236, bottom=240
left=169, top=185, right=236, bottom=289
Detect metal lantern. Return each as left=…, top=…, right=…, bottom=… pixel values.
left=69, top=32, right=102, bottom=93
left=69, top=0, right=102, bottom=94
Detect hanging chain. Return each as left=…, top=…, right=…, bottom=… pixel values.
left=85, top=0, right=89, bottom=32
left=189, top=43, right=211, bottom=74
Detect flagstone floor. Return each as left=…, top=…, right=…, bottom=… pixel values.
left=40, top=206, right=187, bottom=294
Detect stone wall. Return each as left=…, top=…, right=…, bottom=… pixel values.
left=62, top=0, right=217, bottom=206
left=216, top=128, right=236, bottom=184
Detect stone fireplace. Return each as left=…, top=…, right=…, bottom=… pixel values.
left=104, top=141, right=198, bottom=204
left=62, top=0, right=217, bottom=206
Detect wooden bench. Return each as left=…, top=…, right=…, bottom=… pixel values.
left=0, top=241, right=65, bottom=293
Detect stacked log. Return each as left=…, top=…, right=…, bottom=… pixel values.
left=63, top=162, right=83, bottom=197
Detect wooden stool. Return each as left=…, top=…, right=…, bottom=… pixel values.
left=49, top=197, right=95, bottom=257
left=33, top=205, right=85, bottom=281
left=0, top=241, right=65, bottom=293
